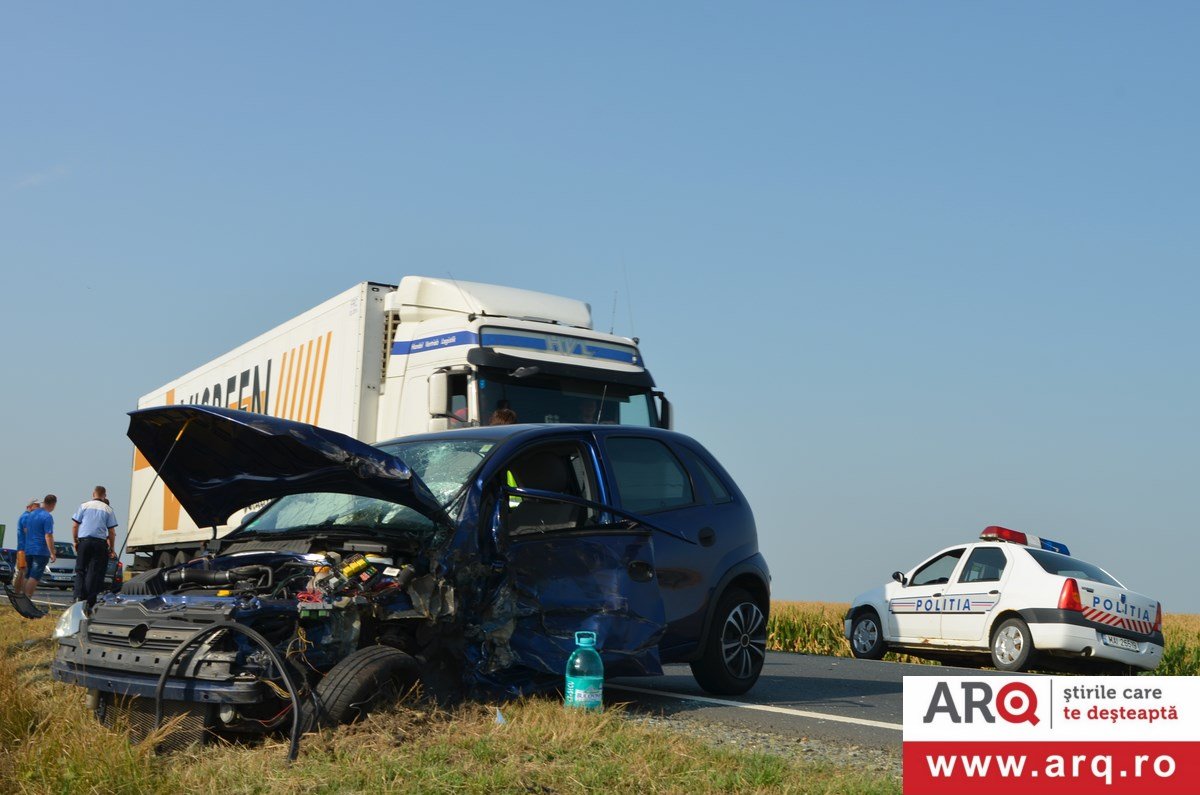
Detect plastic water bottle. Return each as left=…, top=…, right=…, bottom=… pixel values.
left=564, top=631, right=604, bottom=711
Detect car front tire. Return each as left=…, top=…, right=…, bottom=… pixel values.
left=690, top=588, right=767, bottom=695
left=308, top=645, right=420, bottom=728
left=991, top=617, right=1034, bottom=672
left=849, top=610, right=887, bottom=660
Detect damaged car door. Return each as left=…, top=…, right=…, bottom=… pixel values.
left=480, top=438, right=668, bottom=689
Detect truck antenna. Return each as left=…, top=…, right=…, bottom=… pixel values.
left=446, top=271, right=477, bottom=319
left=622, top=256, right=637, bottom=338
left=609, top=290, right=618, bottom=334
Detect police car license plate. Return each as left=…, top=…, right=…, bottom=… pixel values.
left=1102, top=634, right=1139, bottom=652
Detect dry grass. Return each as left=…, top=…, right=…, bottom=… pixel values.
left=768, top=600, right=1200, bottom=675
left=0, top=608, right=897, bottom=795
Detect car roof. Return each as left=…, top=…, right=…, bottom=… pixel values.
left=376, top=423, right=699, bottom=447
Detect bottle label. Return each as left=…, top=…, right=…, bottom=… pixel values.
left=564, top=675, right=604, bottom=711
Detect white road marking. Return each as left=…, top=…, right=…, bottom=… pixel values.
left=607, top=683, right=904, bottom=731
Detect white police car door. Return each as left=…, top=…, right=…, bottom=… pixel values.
left=888, top=548, right=966, bottom=642
left=939, top=544, right=1010, bottom=642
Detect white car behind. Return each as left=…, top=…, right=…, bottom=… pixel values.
left=844, top=526, right=1163, bottom=673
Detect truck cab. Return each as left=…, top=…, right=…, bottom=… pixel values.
left=126, top=276, right=670, bottom=570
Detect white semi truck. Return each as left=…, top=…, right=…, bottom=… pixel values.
left=125, top=276, right=671, bottom=569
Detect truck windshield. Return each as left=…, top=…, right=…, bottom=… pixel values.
left=477, top=371, right=657, bottom=427
left=240, top=439, right=495, bottom=540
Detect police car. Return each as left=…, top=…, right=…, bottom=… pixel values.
left=844, top=526, right=1164, bottom=673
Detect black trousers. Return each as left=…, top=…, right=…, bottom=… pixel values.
left=74, top=537, right=109, bottom=605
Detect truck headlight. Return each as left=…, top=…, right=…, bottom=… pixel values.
left=53, top=601, right=87, bottom=639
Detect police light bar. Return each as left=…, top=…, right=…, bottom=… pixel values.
left=980, top=525, right=1070, bottom=556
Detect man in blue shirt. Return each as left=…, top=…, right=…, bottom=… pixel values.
left=23, top=494, right=57, bottom=597
left=71, top=486, right=119, bottom=606
left=12, top=498, right=40, bottom=591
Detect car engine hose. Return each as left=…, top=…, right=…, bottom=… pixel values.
left=153, top=621, right=304, bottom=762
left=161, top=565, right=271, bottom=588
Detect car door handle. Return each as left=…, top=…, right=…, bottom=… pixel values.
left=697, top=527, right=716, bottom=547
left=627, top=560, right=654, bottom=583
left=933, top=593, right=942, bottom=598
left=989, top=590, right=1000, bottom=595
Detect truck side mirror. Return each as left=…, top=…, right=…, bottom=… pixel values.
left=654, top=391, right=673, bottom=430
left=428, top=371, right=450, bottom=417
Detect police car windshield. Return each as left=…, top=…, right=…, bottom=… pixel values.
left=1025, top=548, right=1122, bottom=587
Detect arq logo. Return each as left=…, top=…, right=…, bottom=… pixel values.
left=923, top=680, right=1040, bottom=726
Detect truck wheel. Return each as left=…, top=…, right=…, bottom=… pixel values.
left=849, top=610, right=887, bottom=660
left=308, top=645, right=420, bottom=728
left=991, top=617, right=1034, bottom=672
left=689, top=588, right=767, bottom=695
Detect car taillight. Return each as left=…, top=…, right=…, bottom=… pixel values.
left=1153, top=603, right=1162, bottom=633
left=1058, top=578, right=1083, bottom=612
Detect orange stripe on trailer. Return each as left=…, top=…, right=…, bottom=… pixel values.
left=287, top=343, right=306, bottom=420
left=297, top=337, right=315, bottom=422
left=304, top=335, right=323, bottom=424
left=312, top=331, right=333, bottom=425
left=133, top=448, right=151, bottom=471
left=276, top=350, right=292, bottom=418
left=163, top=485, right=182, bottom=532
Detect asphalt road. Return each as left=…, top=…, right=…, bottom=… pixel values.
left=611, top=651, right=1013, bottom=749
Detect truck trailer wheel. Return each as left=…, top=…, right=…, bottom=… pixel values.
left=308, top=645, right=420, bottom=728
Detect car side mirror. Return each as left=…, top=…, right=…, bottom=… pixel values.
left=892, top=570, right=908, bottom=586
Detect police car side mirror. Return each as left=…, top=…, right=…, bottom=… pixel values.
left=892, top=571, right=908, bottom=586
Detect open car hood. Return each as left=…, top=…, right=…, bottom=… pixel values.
left=127, top=406, right=449, bottom=528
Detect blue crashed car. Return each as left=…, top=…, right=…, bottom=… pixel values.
left=51, top=406, right=769, bottom=745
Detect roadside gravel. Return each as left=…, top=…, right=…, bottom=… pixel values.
left=630, top=712, right=903, bottom=779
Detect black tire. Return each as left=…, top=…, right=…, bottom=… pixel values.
left=309, top=645, right=419, bottom=728
left=849, top=610, right=887, bottom=660
left=990, top=617, right=1034, bottom=672
left=690, top=588, right=767, bottom=695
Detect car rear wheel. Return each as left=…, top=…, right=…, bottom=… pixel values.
left=991, top=617, right=1034, bottom=672
left=690, top=588, right=767, bottom=695
left=849, top=610, right=887, bottom=660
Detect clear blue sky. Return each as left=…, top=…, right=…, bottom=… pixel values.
left=2, top=4, right=1197, bottom=610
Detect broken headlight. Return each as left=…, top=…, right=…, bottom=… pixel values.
left=53, top=601, right=87, bottom=639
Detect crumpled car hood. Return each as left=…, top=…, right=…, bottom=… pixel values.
left=127, top=405, right=449, bottom=528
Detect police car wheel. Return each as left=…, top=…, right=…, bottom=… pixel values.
left=690, top=588, right=767, bottom=695
left=990, top=617, right=1033, bottom=672
left=850, top=611, right=887, bottom=660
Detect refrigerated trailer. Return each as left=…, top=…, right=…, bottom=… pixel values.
left=126, top=276, right=671, bottom=569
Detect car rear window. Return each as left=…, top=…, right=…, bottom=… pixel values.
left=1024, top=548, right=1122, bottom=587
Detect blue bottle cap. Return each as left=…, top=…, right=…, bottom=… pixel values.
left=575, top=631, right=597, bottom=647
